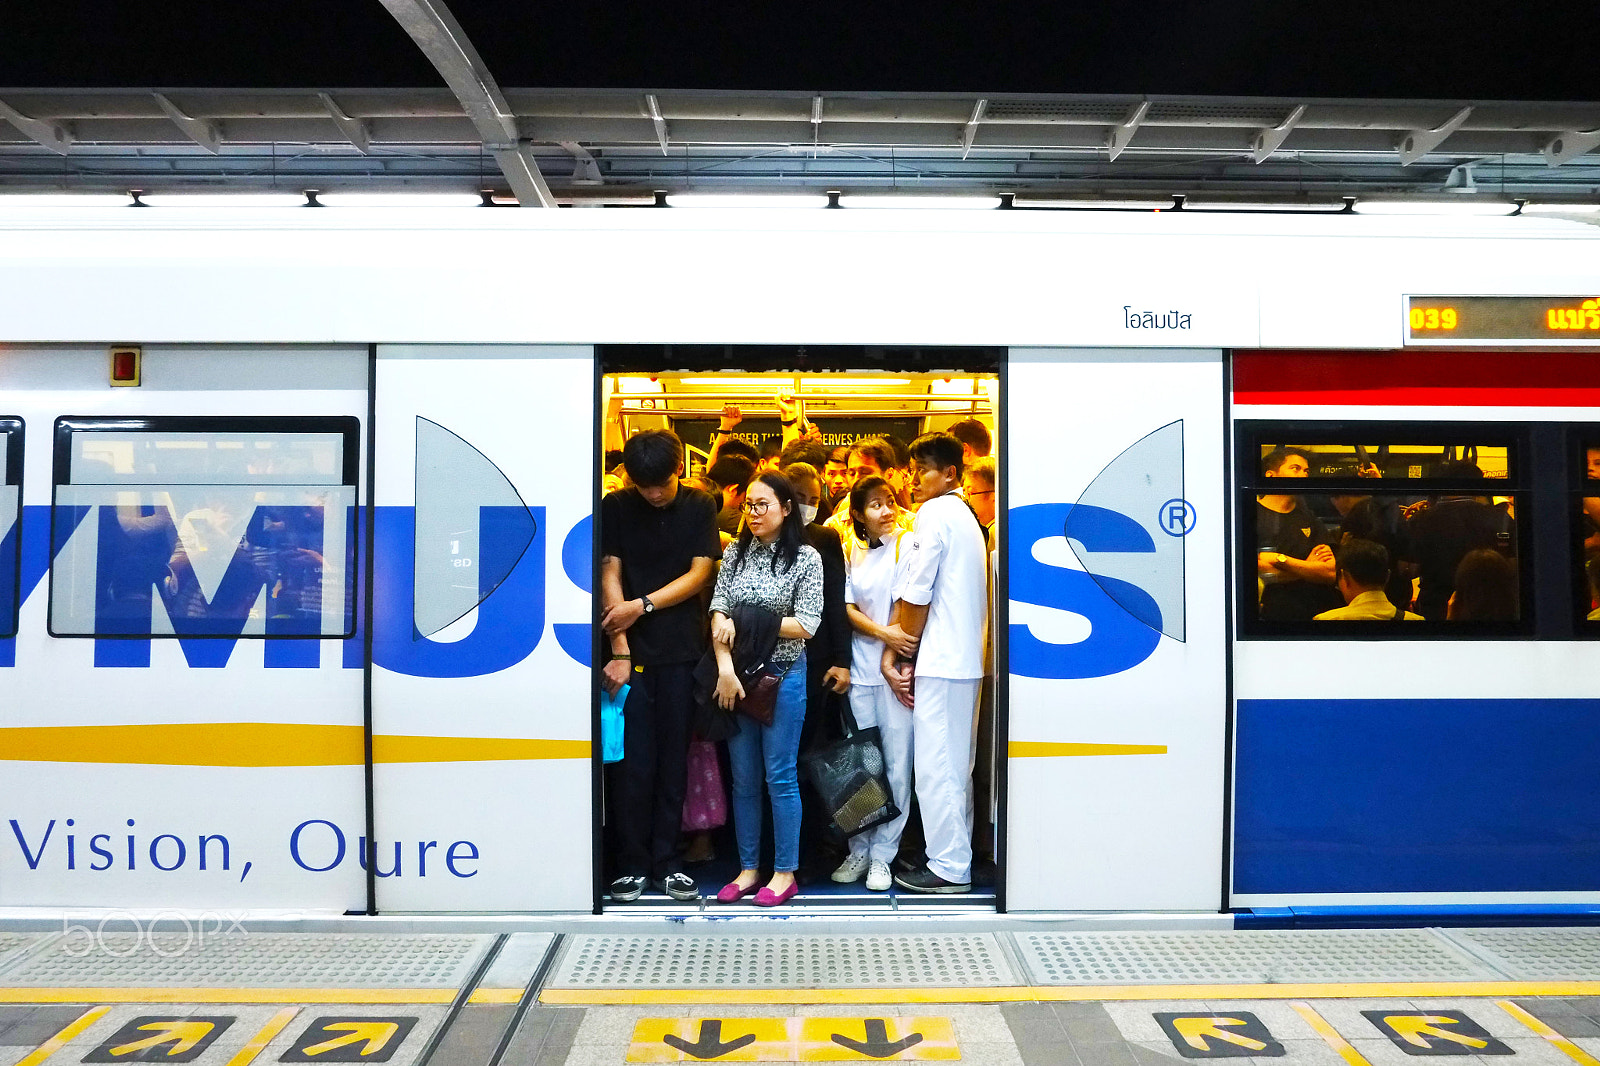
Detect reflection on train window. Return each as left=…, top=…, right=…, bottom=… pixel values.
left=1245, top=436, right=1524, bottom=632
left=49, top=417, right=360, bottom=639
left=1257, top=442, right=1510, bottom=480
left=1579, top=442, right=1600, bottom=625
left=0, top=419, right=22, bottom=638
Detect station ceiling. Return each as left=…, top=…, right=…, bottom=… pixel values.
left=3, top=88, right=1598, bottom=206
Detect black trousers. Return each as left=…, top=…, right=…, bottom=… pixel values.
left=608, top=661, right=695, bottom=881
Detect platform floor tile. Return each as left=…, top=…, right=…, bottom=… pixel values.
left=548, top=933, right=1020, bottom=988
left=1014, top=929, right=1498, bottom=985
left=1455, top=926, right=1600, bottom=980
left=0, top=932, right=494, bottom=989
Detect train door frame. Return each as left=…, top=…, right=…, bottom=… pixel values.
left=590, top=346, right=1008, bottom=914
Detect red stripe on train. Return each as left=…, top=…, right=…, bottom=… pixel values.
left=1233, top=349, right=1600, bottom=406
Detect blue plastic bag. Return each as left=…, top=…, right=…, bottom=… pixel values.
left=601, top=684, right=628, bottom=764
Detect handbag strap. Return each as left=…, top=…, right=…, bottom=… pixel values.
left=835, top=691, right=861, bottom=739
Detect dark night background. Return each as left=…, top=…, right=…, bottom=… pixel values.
left=4, top=0, right=1593, bottom=99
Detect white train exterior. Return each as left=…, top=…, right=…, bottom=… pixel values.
left=0, top=206, right=1596, bottom=917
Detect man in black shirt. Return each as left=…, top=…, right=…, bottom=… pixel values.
left=1255, top=446, right=1341, bottom=621
left=1407, top=461, right=1510, bottom=620
left=600, top=430, right=721, bottom=902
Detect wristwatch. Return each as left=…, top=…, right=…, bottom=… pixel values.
left=640, top=594, right=655, bottom=614
left=1276, top=553, right=1287, bottom=565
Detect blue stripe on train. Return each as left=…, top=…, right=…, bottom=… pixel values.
left=1234, top=698, right=1600, bottom=893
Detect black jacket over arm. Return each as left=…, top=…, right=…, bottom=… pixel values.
left=804, top=522, right=852, bottom=671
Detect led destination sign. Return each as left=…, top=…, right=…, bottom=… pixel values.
left=1407, top=296, right=1600, bottom=343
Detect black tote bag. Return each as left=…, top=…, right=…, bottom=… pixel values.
left=800, top=693, right=900, bottom=838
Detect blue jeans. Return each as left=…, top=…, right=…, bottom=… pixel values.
left=727, top=653, right=807, bottom=872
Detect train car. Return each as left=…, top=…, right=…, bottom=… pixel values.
left=0, top=203, right=1596, bottom=920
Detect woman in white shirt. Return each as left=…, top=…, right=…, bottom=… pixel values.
left=830, top=476, right=920, bottom=892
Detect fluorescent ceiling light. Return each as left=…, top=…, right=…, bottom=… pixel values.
left=1181, top=201, right=1345, bottom=212
left=0, top=194, right=134, bottom=207
left=674, top=377, right=793, bottom=389
left=806, top=377, right=912, bottom=389
left=615, top=377, right=665, bottom=394
left=317, top=193, right=482, bottom=207
left=664, top=194, right=829, bottom=208
left=838, top=194, right=1002, bottom=210
left=1353, top=200, right=1519, bottom=216
left=929, top=378, right=976, bottom=394
left=139, top=193, right=307, bottom=207
left=1011, top=198, right=1174, bottom=210
left=1520, top=203, right=1600, bottom=214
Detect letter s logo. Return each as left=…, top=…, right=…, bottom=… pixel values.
left=1007, top=503, right=1160, bottom=680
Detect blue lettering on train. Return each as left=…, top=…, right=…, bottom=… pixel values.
left=1007, top=502, right=1161, bottom=680
left=7, top=501, right=1160, bottom=681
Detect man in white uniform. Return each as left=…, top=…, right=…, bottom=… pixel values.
left=882, top=432, right=989, bottom=893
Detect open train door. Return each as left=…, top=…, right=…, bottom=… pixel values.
left=1004, top=348, right=1226, bottom=910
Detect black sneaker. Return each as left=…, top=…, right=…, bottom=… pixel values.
left=609, top=875, right=646, bottom=902
left=893, top=867, right=971, bottom=894
left=654, top=873, right=699, bottom=901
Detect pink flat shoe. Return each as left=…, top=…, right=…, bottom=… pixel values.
left=716, top=880, right=760, bottom=903
left=752, top=882, right=799, bottom=907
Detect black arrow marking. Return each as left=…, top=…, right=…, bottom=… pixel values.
left=831, top=1018, right=925, bottom=1058
left=662, top=1020, right=757, bottom=1060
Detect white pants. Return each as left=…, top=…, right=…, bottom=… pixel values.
left=912, top=677, right=981, bottom=884
left=845, top=684, right=915, bottom=864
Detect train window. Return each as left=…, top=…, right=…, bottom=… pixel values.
left=48, top=417, right=360, bottom=639
left=0, top=419, right=22, bottom=638
left=1238, top=427, right=1527, bottom=636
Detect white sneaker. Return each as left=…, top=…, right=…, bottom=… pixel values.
left=866, top=860, right=892, bottom=892
left=831, top=852, right=870, bottom=883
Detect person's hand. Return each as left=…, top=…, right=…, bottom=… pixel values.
left=711, top=613, right=736, bottom=647
left=601, top=598, right=645, bottom=635
left=714, top=671, right=745, bottom=710
left=1309, top=543, right=1335, bottom=564
left=601, top=658, right=630, bottom=697
left=1402, top=500, right=1430, bottom=521
left=883, top=659, right=915, bottom=709
left=1357, top=461, right=1381, bottom=478
left=879, top=623, right=919, bottom=659
left=803, top=422, right=823, bottom=442
left=822, top=665, right=851, bottom=693
left=719, top=405, right=742, bottom=431
left=775, top=392, right=801, bottom=423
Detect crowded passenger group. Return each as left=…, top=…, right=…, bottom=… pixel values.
left=598, top=393, right=995, bottom=906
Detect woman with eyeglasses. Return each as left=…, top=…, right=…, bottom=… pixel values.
left=707, top=471, right=824, bottom=907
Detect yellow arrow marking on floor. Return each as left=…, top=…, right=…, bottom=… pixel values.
left=298, top=1021, right=400, bottom=1058
left=14, top=1006, right=109, bottom=1066
left=109, top=1020, right=216, bottom=1057
left=1383, top=1016, right=1488, bottom=1049
left=1172, top=1017, right=1268, bottom=1052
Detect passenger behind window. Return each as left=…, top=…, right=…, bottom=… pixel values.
left=1336, top=495, right=1414, bottom=612
left=1405, top=460, right=1512, bottom=620
left=1586, top=555, right=1600, bottom=621
left=1314, top=539, right=1422, bottom=621
left=1582, top=447, right=1600, bottom=559
left=1448, top=548, right=1519, bottom=621
left=1255, top=446, right=1340, bottom=620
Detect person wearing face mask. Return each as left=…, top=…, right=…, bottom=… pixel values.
left=779, top=461, right=853, bottom=878
left=831, top=475, right=919, bottom=892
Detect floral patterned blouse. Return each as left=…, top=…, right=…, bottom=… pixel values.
left=708, top=538, right=824, bottom=664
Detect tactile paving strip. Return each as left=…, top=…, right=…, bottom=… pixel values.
left=549, top=934, right=1019, bottom=987
left=0, top=932, right=492, bottom=988
left=1014, top=929, right=1498, bottom=984
left=1453, top=927, right=1600, bottom=979
left=0, top=934, right=46, bottom=977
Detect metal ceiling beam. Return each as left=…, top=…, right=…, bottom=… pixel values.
left=375, top=0, right=555, bottom=206
left=961, top=99, right=987, bottom=159
left=152, top=93, right=221, bottom=153
left=1396, top=106, right=1472, bottom=164
left=1545, top=128, right=1600, bottom=167
left=1251, top=104, right=1305, bottom=163
left=1107, top=100, right=1150, bottom=161
left=645, top=94, right=670, bottom=155
left=317, top=93, right=371, bottom=154
left=0, top=98, right=70, bottom=155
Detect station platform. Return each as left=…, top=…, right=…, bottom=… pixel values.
left=1, top=920, right=1600, bottom=1064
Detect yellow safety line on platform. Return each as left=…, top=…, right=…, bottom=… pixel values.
left=1292, top=1001, right=1373, bottom=1066
left=0, top=724, right=588, bottom=765
left=1497, top=999, right=1600, bottom=1066
left=1008, top=741, right=1167, bottom=757
left=0, top=988, right=459, bottom=1004
left=14, top=1005, right=108, bottom=1066
left=540, top=980, right=1600, bottom=1006
left=468, top=988, right=526, bottom=1004
left=225, top=1007, right=301, bottom=1066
